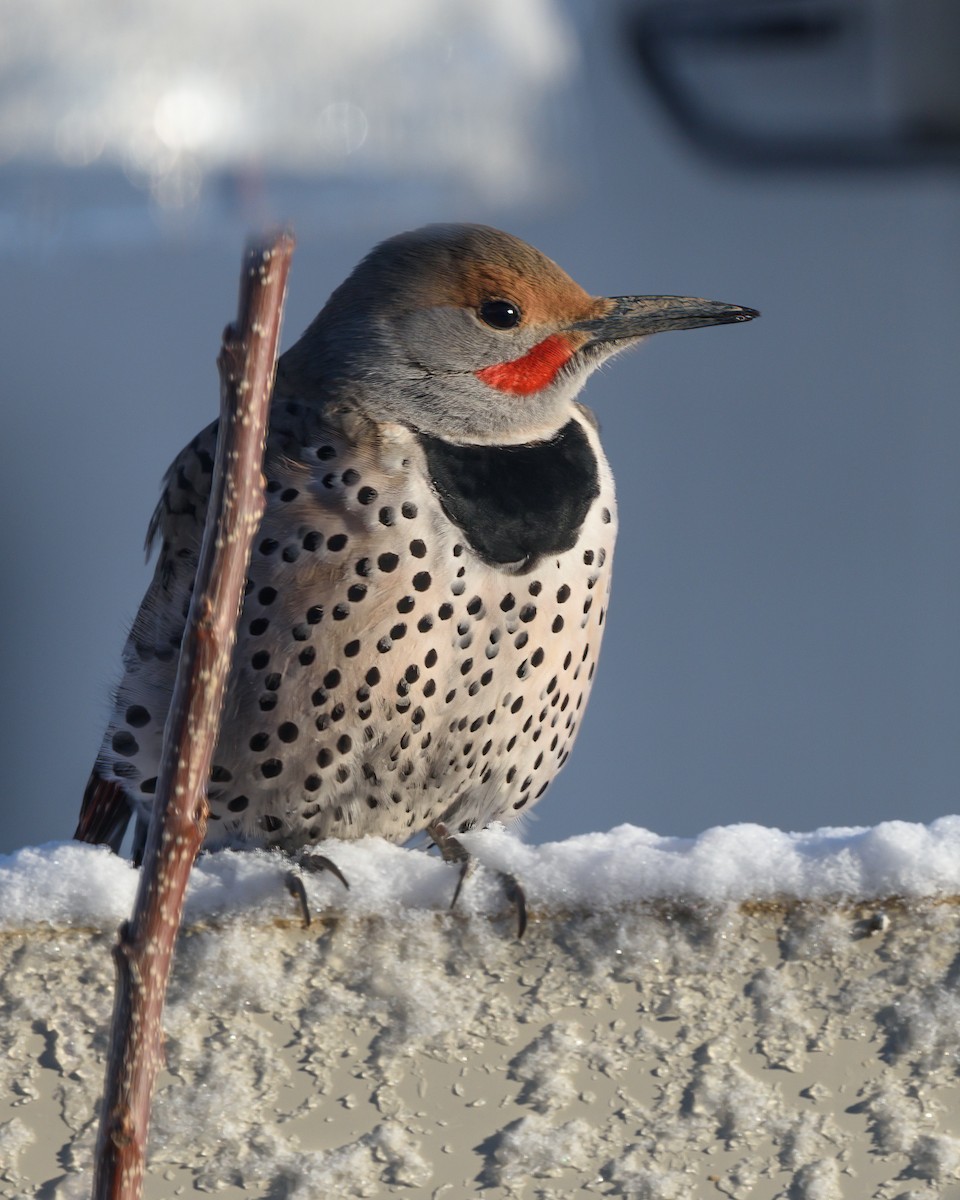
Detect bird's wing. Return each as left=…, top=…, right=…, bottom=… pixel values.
left=76, top=421, right=220, bottom=853
left=145, top=419, right=219, bottom=560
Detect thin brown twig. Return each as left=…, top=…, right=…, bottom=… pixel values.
left=91, top=231, right=295, bottom=1200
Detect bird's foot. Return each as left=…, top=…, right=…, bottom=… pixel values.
left=285, top=852, right=350, bottom=929
left=428, top=821, right=527, bottom=938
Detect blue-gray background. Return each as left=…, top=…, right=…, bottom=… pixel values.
left=2, top=4, right=957, bottom=854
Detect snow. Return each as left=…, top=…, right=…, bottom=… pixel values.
left=3, top=819, right=960, bottom=1197
left=2, top=817, right=958, bottom=931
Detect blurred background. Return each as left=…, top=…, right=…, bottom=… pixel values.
left=2, top=0, right=958, bottom=854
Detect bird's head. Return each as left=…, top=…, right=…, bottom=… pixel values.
left=280, top=224, right=758, bottom=444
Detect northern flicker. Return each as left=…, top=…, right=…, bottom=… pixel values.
left=75, top=224, right=757, bottom=863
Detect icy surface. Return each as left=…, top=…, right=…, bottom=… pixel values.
left=2, top=818, right=959, bottom=930
left=2, top=822, right=960, bottom=1197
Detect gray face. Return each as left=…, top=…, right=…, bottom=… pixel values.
left=362, top=306, right=599, bottom=444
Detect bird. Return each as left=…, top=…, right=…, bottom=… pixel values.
left=75, top=223, right=757, bottom=870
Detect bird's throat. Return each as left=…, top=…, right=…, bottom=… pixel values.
left=475, top=334, right=574, bottom=396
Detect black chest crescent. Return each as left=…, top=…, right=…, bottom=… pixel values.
left=419, top=419, right=600, bottom=569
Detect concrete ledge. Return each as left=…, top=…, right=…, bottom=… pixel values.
left=3, top=892, right=960, bottom=1199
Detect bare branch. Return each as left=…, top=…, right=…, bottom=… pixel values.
left=92, top=232, right=295, bottom=1200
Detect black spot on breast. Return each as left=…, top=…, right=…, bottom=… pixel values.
left=419, top=419, right=599, bottom=569
left=112, top=731, right=138, bottom=757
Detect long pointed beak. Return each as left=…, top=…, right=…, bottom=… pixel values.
left=573, top=295, right=759, bottom=345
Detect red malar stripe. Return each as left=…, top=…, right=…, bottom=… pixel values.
left=475, top=334, right=574, bottom=395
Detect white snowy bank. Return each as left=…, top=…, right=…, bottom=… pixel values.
left=2, top=821, right=960, bottom=1199
left=2, top=817, right=959, bottom=930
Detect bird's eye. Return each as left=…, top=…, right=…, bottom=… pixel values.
left=479, top=299, right=522, bottom=330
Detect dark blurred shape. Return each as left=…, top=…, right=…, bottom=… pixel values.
left=628, top=0, right=960, bottom=168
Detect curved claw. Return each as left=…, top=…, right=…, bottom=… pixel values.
left=285, top=871, right=312, bottom=929
left=286, top=853, right=350, bottom=929
left=429, top=820, right=527, bottom=939
left=449, top=857, right=476, bottom=911
left=501, top=874, right=528, bottom=940
left=300, top=853, right=350, bottom=890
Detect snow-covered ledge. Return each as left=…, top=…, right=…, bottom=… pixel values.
left=2, top=821, right=959, bottom=1199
